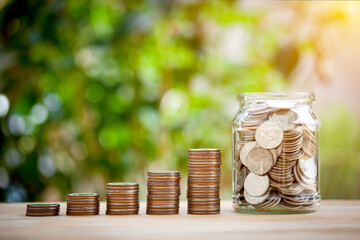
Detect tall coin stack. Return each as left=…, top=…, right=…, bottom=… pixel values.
left=146, top=171, right=181, bottom=215
left=66, top=193, right=100, bottom=216
left=26, top=203, right=60, bottom=217
left=106, top=182, right=139, bottom=215
left=187, top=149, right=221, bottom=214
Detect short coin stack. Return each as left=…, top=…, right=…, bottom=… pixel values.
left=26, top=203, right=60, bottom=217
left=66, top=193, right=99, bottom=216
left=187, top=149, right=221, bottom=214
left=106, top=183, right=139, bottom=215
left=146, top=171, right=181, bottom=215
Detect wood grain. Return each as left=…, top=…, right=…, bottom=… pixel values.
left=0, top=200, right=359, bottom=240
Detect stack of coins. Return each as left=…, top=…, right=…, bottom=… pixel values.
left=187, top=149, right=221, bottom=214
left=66, top=193, right=99, bottom=216
left=302, top=126, right=316, bottom=158
left=106, top=183, right=139, bottom=215
left=293, top=158, right=317, bottom=192
left=240, top=107, right=273, bottom=131
left=146, top=171, right=181, bottom=215
left=26, top=203, right=60, bottom=217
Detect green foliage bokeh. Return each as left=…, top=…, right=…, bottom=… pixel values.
left=0, top=0, right=359, bottom=201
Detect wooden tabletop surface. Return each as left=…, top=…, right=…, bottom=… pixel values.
left=0, top=200, right=359, bottom=240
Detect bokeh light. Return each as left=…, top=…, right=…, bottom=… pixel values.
left=43, top=93, right=62, bottom=112
left=5, top=148, right=24, bottom=168
left=0, top=94, right=10, bottom=117
left=38, top=154, right=56, bottom=178
left=0, top=0, right=359, bottom=202
left=8, top=114, right=25, bottom=136
left=30, top=104, right=48, bottom=125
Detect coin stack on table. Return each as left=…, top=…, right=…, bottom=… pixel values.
left=234, top=106, right=319, bottom=212
left=66, top=193, right=100, bottom=216
left=146, top=171, right=181, bottom=215
left=26, top=203, right=60, bottom=217
left=106, top=182, right=139, bottom=215
left=187, top=149, right=222, bottom=215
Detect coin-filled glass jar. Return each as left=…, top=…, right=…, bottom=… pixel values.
left=232, top=92, right=320, bottom=213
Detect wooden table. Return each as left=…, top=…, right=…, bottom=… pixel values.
left=0, top=200, right=359, bottom=240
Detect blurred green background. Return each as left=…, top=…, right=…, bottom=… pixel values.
left=0, top=0, right=359, bottom=202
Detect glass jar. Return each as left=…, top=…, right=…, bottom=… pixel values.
left=232, top=92, right=320, bottom=214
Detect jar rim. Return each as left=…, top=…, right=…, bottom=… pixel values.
left=237, top=92, right=315, bottom=102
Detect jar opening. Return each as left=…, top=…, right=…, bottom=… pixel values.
left=237, top=92, right=315, bottom=102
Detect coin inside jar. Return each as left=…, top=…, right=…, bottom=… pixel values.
left=240, top=141, right=257, bottom=167
left=298, top=158, right=317, bottom=178
left=244, top=173, right=270, bottom=197
left=269, top=109, right=298, bottom=131
left=244, top=189, right=270, bottom=205
left=255, top=121, right=283, bottom=149
left=236, top=167, right=248, bottom=193
left=246, top=147, right=273, bottom=175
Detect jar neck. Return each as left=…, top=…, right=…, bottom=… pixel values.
left=239, top=100, right=313, bottom=109
left=238, top=92, right=314, bottom=104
